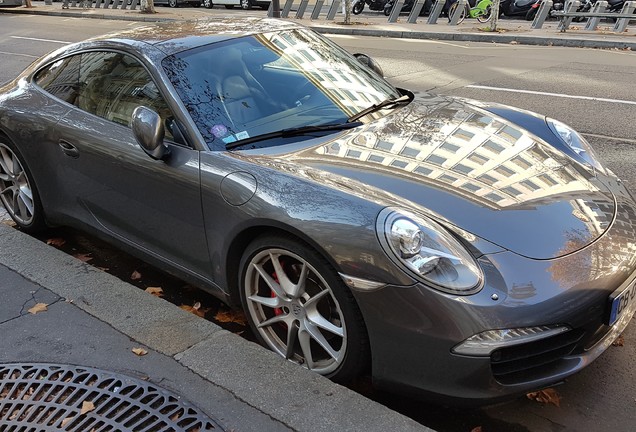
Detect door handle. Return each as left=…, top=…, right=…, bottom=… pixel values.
left=58, top=140, right=80, bottom=158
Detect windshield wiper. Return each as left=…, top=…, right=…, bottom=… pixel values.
left=225, top=122, right=362, bottom=150
left=347, top=94, right=411, bottom=123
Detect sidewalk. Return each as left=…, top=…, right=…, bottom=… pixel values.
left=1, top=1, right=636, bottom=49
left=0, top=222, right=429, bottom=431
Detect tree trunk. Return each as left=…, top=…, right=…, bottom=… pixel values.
left=140, top=0, right=156, bottom=13
left=24, top=0, right=33, bottom=7
left=489, top=0, right=500, bottom=31
left=344, top=0, right=351, bottom=23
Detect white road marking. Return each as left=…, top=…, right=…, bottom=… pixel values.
left=0, top=51, right=39, bottom=58
left=10, top=36, right=71, bottom=44
left=466, top=85, right=636, bottom=106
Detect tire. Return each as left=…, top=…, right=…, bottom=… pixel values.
left=168, top=0, right=178, bottom=7
left=203, top=0, right=212, bottom=7
left=477, top=4, right=492, bottom=22
left=525, top=7, right=537, bottom=20
left=239, top=235, right=369, bottom=382
left=0, top=139, right=46, bottom=233
left=240, top=0, right=251, bottom=8
left=448, top=2, right=467, bottom=23
left=352, top=0, right=364, bottom=14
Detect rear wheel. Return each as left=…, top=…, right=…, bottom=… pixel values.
left=239, top=235, right=369, bottom=381
left=240, top=0, right=252, bottom=8
left=203, top=0, right=212, bottom=7
left=352, top=0, right=364, bottom=14
left=477, top=4, right=492, bottom=22
left=168, top=0, right=178, bottom=7
left=0, top=140, right=45, bottom=233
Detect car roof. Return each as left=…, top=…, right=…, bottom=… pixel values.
left=89, top=17, right=303, bottom=56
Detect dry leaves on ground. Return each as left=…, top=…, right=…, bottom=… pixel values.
left=28, top=303, right=48, bottom=314
left=526, top=388, right=561, bottom=407
left=131, top=270, right=142, bottom=281
left=471, top=427, right=482, bottom=432
left=145, top=287, right=164, bottom=297
left=73, top=253, right=93, bottom=263
left=214, top=308, right=248, bottom=326
left=80, top=401, right=95, bottom=415
left=61, top=416, right=75, bottom=427
left=132, top=347, right=148, bottom=356
left=46, top=238, right=66, bottom=247
left=1, top=219, right=16, bottom=227
left=613, top=334, right=625, bottom=347
left=180, top=301, right=209, bottom=318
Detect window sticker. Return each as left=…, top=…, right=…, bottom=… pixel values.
left=211, top=124, right=228, bottom=138
left=235, top=131, right=250, bottom=140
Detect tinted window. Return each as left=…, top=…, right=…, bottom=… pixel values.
left=33, top=55, right=81, bottom=104
left=72, top=51, right=174, bottom=141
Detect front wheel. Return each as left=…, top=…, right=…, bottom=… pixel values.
left=477, top=4, right=492, bottom=22
left=239, top=235, right=369, bottom=381
left=525, top=7, right=538, bottom=20
left=448, top=2, right=468, bottom=23
left=240, top=0, right=252, bottom=8
left=0, top=140, right=45, bottom=233
left=168, top=0, right=177, bottom=7
left=352, top=0, right=364, bottom=14
left=203, top=0, right=212, bottom=7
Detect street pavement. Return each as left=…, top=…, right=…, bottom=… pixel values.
left=0, top=4, right=634, bottom=431
left=0, top=222, right=429, bottom=431
left=2, top=0, right=636, bottom=49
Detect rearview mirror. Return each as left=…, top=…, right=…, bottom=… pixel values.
left=131, top=106, right=170, bottom=161
left=353, top=53, right=384, bottom=77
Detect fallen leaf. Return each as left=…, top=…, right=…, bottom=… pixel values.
left=612, top=335, right=624, bottom=347
left=46, top=238, right=66, bottom=247
left=471, top=427, right=482, bottom=432
left=61, top=416, right=75, bottom=427
left=28, top=303, right=48, bottom=315
left=180, top=301, right=208, bottom=318
left=214, top=309, right=248, bottom=326
left=96, top=267, right=110, bottom=272
left=1, top=219, right=17, bottom=227
left=527, top=388, right=561, bottom=407
left=132, top=347, right=148, bottom=356
left=509, top=40, right=519, bottom=45
left=131, top=270, right=142, bottom=281
left=145, top=287, right=164, bottom=297
left=80, top=401, right=95, bottom=415
left=73, top=253, right=92, bottom=263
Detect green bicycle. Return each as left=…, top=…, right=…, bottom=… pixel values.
left=448, top=0, right=493, bottom=23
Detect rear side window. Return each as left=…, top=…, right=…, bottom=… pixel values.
left=33, top=55, right=81, bottom=105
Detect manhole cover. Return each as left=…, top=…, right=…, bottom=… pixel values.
left=0, top=363, right=223, bottom=431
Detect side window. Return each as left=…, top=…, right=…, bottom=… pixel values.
left=33, top=55, right=81, bottom=105
left=76, top=51, right=175, bottom=141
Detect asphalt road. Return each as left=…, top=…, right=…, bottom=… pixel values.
left=1, top=13, right=636, bottom=432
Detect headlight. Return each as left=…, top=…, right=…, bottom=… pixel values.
left=377, top=208, right=483, bottom=294
left=547, top=118, right=604, bottom=173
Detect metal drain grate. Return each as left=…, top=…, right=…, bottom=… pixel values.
left=0, top=363, right=223, bottom=432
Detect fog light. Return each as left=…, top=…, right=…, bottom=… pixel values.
left=452, top=326, right=570, bottom=356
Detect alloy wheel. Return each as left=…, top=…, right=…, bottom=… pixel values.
left=240, top=0, right=251, bottom=9
left=0, top=143, right=35, bottom=226
left=243, top=248, right=347, bottom=375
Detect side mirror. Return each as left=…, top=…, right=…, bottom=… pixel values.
left=353, top=53, right=384, bottom=77
left=131, top=106, right=170, bottom=161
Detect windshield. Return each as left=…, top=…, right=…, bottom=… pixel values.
left=162, top=28, right=401, bottom=150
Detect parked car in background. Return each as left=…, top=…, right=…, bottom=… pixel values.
left=154, top=0, right=201, bottom=7
left=203, top=0, right=270, bottom=9
left=1, top=18, right=635, bottom=405
left=0, top=0, right=24, bottom=7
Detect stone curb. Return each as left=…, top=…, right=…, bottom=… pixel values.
left=0, top=223, right=430, bottom=432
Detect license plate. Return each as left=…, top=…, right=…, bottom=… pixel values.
left=607, top=280, right=636, bottom=326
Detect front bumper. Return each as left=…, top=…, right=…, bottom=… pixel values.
left=353, top=210, right=636, bottom=404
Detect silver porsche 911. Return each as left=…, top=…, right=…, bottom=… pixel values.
left=1, top=17, right=635, bottom=404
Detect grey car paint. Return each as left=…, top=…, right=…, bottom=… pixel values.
left=1, top=18, right=635, bottom=404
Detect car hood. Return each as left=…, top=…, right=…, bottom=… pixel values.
left=248, top=94, right=616, bottom=260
